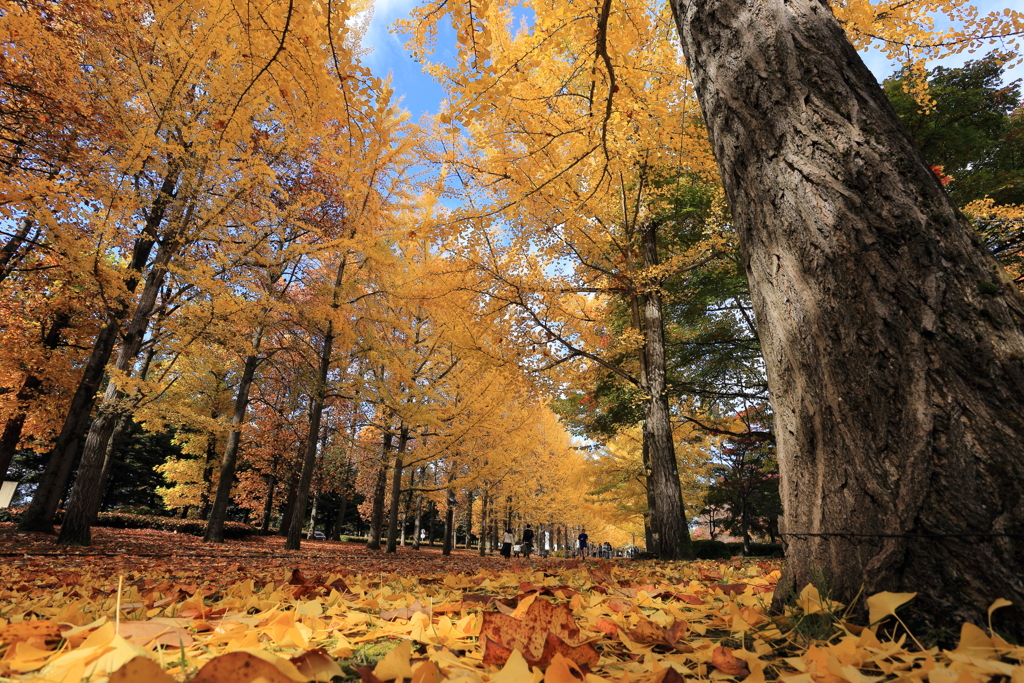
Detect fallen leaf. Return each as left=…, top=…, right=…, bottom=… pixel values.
left=866, top=591, right=916, bottom=626
left=711, top=646, right=750, bottom=677
left=380, top=599, right=432, bottom=621
left=291, top=648, right=344, bottom=681
left=108, top=656, right=176, bottom=683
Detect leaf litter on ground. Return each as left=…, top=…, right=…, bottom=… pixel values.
left=0, top=525, right=1021, bottom=682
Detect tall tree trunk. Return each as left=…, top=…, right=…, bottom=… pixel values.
left=333, top=495, right=348, bottom=540
left=285, top=342, right=333, bottom=550
left=670, top=0, right=1024, bottom=637
left=463, top=491, right=474, bottom=549
left=59, top=230, right=190, bottom=546
left=478, top=488, right=489, bottom=556
left=17, top=164, right=181, bottom=534
left=412, top=468, right=424, bottom=550
left=307, top=492, right=318, bottom=538
left=639, top=221, right=694, bottom=561
left=278, top=466, right=300, bottom=535
left=365, top=429, right=392, bottom=551
left=205, top=352, right=260, bottom=542
left=92, top=342, right=159, bottom=520
left=286, top=250, right=351, bottom=550
left=385, top=425, right=410, bottom=553
left=442, top=484, right=456, bottom=556
left=260, top=473, right=276, bottom=533
left=0, top=312, right=70, bottom=483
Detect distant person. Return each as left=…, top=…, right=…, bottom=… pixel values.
left=522, top=524, right=535, bottom=558
left=501, top=528, right=514, bottom=559
left=578, top=528, right=589, bottom=559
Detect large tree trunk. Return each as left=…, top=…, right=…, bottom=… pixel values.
left=205, top=352, right=260, bottom=542
left=285, top=336, right=333, bottom=550
left=670, top=0, right=1024, bottom=638
left=478, top=488, right=489, bottom=556
left=365, top=430, right=392, bottom=551
left=385, top=425, right=410, bottom=553
left=412, top=468, right=424, bottom=550
left=639, top=221, right=694, bottom=560
left=17, top=164, right=181, bottom=534
left=58, top=233, right=186, bottom=546
left=260, top=473, right=276, bottom=533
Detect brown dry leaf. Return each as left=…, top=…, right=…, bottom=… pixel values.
left=108, top=656, right=176, bottom=683
left=711, top=646, right=751, bottom=677
left=627, top=617, right=692, bottom=651
left=0, top=620, right=62, bottom=650
left=380, top=599, right=431, bottom=621
left=118, top=620, right=194, bottom=648
left=480, top=597, right=599, bottom=669
left=718, top=583, right=747, bottom=595
left=594, top=617, right=619, bottom=635
left=189, top=651, right=298, bottom=683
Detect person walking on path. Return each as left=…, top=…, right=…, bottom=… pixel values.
left=578, top=528, right=589, bottom=559
left=522, top=524, right=535, bottom=558
left=501, top=528, right=514, bottom=559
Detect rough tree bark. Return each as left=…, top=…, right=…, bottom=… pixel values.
left=478, top=488, right=489, bottom=556
left=205, top=350, right=260, bottom=543
left=669, top=0, right=1024, bottom=637
left=365, top=430, right=392, bottom=551
left=385, top=425, right=410, bottom=553
left=17, top=164, right=181, bottom=534
left=59, top=227, right=191, bottom=545
left=442, top=482, right=456, bottom=556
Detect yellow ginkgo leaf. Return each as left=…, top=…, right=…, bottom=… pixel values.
left=866, top=591, right=916, bottom=626
left=489, top=647, right=533, bottom=683
left=373, top=639, right=414, bottom=681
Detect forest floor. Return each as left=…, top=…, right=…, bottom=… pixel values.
left=0, top=525, right=1020, bottom=683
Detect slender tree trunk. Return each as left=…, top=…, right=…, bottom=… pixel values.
left=412, top=468, right=424, bottom=550
left=59, top=233, right=189, bottom=545
left=442, top=484, right=456, bottom=556
left=670, top=0, right=1024, bottom=637
left=307, top=492, right=318, bottom=538
left=205, top=352, right=260, bottom=542
left=365, top=430, right=392, bottom=551
left=92, top=342, right=159, bottom=519
left=278, top=467, right=300, bottom=535
left=385, top=425, right=410, bottom=553
left=335, top=495, right=348, bottom=539
left=18, top=164, right=181, bottom=534
left=639, top=221, right=694, bottom=561
left=464, top=491, right=474, bottom=549
left=261, top=473, right=276, bottom=533
left=478, top=488, right=489, bottom=556
left=285, top=344, right=333, bottom=550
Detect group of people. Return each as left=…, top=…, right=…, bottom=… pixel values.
left=498, top=526, right=600, bottom=559
left=500, top=524, right=535, bottom=558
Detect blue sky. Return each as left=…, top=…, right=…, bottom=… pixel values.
left=361, top=0, right=1020, bottom=120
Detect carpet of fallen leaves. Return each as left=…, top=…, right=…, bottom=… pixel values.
left=1, top=525, right=1021, bottom=683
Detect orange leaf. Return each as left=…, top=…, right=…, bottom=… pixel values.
left=189, top=651, right=296, bottom=683
left=108, top=656, right=176, bottom=683
left=711, top=646, right=751, bottom=677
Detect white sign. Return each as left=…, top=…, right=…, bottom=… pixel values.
left=0, top=481, right=17, bottom=508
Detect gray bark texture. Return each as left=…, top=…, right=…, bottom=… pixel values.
left=385, top=425, right=410, bottom=553
left=669, top=0, right=1024, bottom=638
left=205, top=352, right=260, bottom=543
left=639, top=222, right=694, bottom=561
